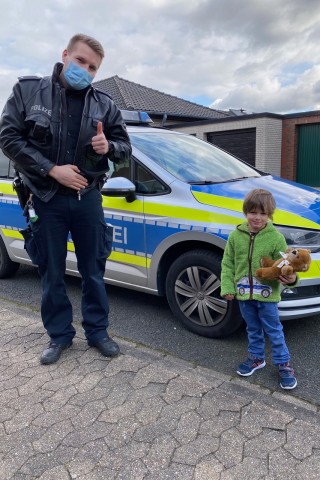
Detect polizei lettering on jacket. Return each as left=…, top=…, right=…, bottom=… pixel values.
left=30, top=105, right=52, bottom=116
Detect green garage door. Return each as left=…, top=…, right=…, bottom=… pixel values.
left=297, top=124, right=320, bottom=187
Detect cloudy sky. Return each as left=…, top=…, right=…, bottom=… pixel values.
left=1, top=0, right=320, bottom=114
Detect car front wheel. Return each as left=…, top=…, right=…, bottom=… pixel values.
left=165, top=249, right=242, bottom=338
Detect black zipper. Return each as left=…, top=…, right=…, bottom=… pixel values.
left=42, top=83, right=63, bottom=202
left=73, top=90, right=89, bottom=200
left=248, top=232, right=256, bottom=299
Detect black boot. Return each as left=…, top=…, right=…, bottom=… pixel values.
left=40, top=341, right=72, bottom=365
left=88, top=337, right=120, bottom=357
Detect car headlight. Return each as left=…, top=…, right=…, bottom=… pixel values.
left=275, top=226, right=320, bottom=252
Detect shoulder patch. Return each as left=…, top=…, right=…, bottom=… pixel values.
left=18, top=76, right=42, bottom=82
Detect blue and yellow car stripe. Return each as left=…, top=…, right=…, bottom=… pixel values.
left=1, top=179, right=320, bottom=278
left=192, top=191, right=320, bottom=230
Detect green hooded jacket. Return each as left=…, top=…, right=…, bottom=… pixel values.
left=221, top=221, right=299, bottom=302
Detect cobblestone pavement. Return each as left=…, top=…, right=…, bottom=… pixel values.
left=1, top=300, right=320, bottom=480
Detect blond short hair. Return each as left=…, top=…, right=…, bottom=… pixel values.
left=67, top=33, right=105, bottom=60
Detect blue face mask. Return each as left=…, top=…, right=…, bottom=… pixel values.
left=63, top=61, right=94, bottom=90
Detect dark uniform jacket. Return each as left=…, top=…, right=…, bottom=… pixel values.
left=0, top=62, right=132, bottom=202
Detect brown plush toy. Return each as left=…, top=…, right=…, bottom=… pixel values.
left=255, top=247, right=311, bottom=280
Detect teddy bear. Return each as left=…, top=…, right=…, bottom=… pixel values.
left=255, top=247, right=311, bottom=280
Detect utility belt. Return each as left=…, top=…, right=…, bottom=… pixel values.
left=57, top=185, right=81, bottom=196
left=13, top=173, right=29, bottom=210
left=56, top=182, right=101, bottom=197
left=13, top=171, right=106, bottom=204
left=13, top=174, right=39, bottom=221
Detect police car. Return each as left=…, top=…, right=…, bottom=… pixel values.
left=1, top=110, right=320, bottom=338
left=237, top=276, right=272, bottom=298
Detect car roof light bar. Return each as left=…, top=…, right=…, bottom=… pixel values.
left=120, top=110, right=153, bottom=124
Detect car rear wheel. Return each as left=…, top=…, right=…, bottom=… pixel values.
left=0, top=235, right=20, bottom=278
left=165, top=249, right=242, bottom=338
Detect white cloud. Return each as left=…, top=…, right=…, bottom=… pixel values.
left=0, top=0, right=320, bottom=114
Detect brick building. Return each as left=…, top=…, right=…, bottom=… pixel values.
left=171, top=111, right=320, bottom=187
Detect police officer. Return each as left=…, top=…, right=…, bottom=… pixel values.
left=0, top=33, right=132, bottom=364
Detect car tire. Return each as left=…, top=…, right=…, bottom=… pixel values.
left=165, top=249, right=243, bottom=338
left=0, top=235, right=20, bottom=278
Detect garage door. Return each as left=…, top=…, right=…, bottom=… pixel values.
left=297, top=124, right=320, bottom=187
left=207, top=128, right=256, bottom=166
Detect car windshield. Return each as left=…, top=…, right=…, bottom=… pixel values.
left=129, top=131, right=261, bottom=183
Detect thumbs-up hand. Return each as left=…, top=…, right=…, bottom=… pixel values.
left=97, top=121, right=103, bottom=135
left=92, top=121, right=109, bottom=154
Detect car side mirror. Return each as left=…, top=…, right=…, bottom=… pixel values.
left=101, top=177, right=136, bottom=203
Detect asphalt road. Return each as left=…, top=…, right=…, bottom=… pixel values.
left=1, top=264, right=320, bottom=407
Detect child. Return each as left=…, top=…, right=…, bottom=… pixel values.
left=221, top=188, right=298, bottom=389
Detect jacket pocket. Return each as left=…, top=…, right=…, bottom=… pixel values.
left=25, top=113, right=52, bottom=145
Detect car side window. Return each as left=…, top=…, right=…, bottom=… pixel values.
left=0, top=149, right=15, bottom=178
left=135, top=163, right=168, bottom=195
left=109, top=158, right=131, bottom=180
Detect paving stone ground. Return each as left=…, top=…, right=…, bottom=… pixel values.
left=1, top=300, right=320, bottom=479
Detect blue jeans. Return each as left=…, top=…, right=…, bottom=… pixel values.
left=238, top=300, right=290, bottom=365
left=32, top=188, right=111, bottom=344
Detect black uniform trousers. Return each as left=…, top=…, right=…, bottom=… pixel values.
left=31, top=188, right=111, bottom=344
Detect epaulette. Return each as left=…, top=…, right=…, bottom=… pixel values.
left=18, top=76, right=42, bottom=81
left=92, top=86, right=113, bottom=100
